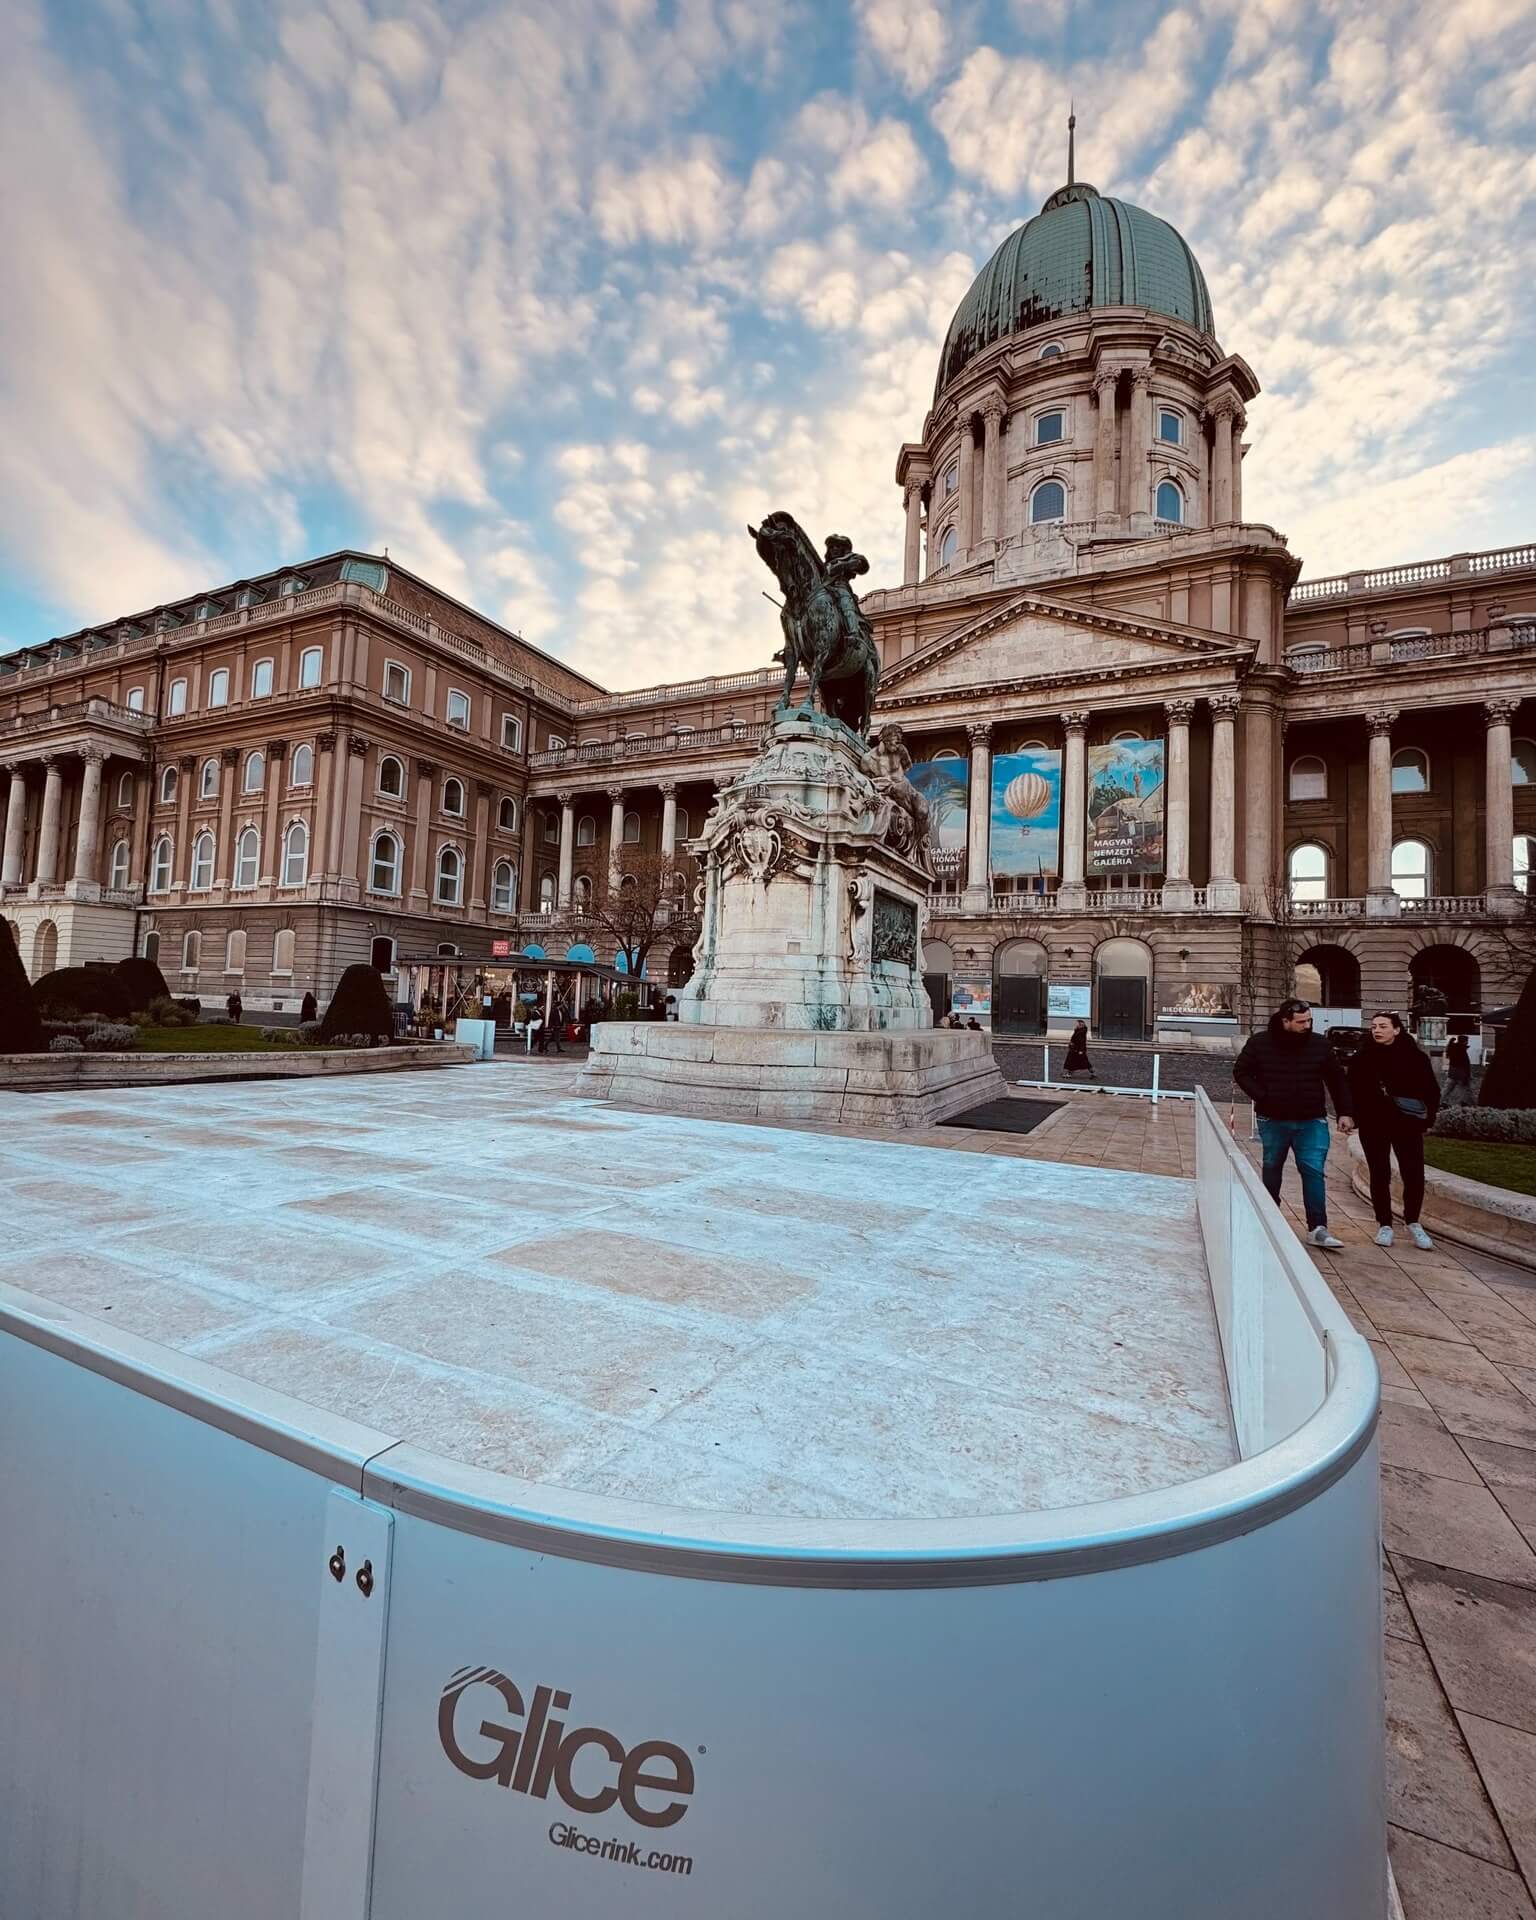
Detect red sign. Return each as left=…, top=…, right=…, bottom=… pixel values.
left=491, top=939, right=511, bottom=958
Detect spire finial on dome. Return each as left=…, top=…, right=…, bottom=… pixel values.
left=1068, top=102, right=1075, bottom=187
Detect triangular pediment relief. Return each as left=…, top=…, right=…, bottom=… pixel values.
left=879, top=591, right=1250, bottom=702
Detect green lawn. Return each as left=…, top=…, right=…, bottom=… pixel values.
left=1424, top=1137, right=1536, bottom=1198
left=135, top=1024, right=298, bottom=1053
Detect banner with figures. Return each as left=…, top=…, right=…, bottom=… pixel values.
left=906, top=757, right=969, bottom=890
left=989, top=748, right=1062, bottom=879
left=1086, top=738, right=1166, bottom=874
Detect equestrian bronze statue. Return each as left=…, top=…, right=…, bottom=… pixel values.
left=749, top=512, right=881, bottom=739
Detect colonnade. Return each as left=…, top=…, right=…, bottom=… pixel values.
left=545, top=778, right=687, bottom=911
left=1, top=748, right=120, bottom=894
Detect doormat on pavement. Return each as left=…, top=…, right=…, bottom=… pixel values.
left=941, top=1097, right=1062, bottom=1135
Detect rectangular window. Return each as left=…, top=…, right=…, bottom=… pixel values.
left=383, top=660, right=411, bottom=705
left=1158, top=409, right=1182, bottom=445
left=501, top=714, right=523, bottom=753
left=251, top=659, right=274, bottom=698
left=1034, top=411, right=1064, bottom=445
left=446, top=688, right=472, bottom=730
left=207, top=668, right=229, bottom=708
left=167, top=678, right=188, bottom=716
left=298, top=647, right=323, bottom=689
left=126, top=687, right=145, bottom=712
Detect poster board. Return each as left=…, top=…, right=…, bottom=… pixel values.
left=906, top=758, right=969, bottom=890
left=1087, top=739, right=1165, bottom=873
left=989, top=748, right=1061, bottom=879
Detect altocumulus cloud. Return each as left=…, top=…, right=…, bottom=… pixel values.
left=0, top=0, right=1533, bottom=684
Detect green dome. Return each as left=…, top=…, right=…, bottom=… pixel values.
left=936, top=182, right=1214, bottom=394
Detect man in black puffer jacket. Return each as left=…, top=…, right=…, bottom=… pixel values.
left=1233, top=999, right=1356, bottom=1250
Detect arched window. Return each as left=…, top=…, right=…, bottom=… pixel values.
left=243, top=750, right=264, bottom=794
left=297, top=646, right=323, bottom=690
left=207, top=668, right=229, bottom=708
left=1391, top=748, right=1429, bottom=795
left=273, top=929, right=295, bottom=975
left=181, top=930, right=201, bottom=974
left=225, top=929, right=246, bottom=973
left=442, top=777, right=465, bottom=818
left=141, top=929, right=160, bottom=965
left=167, top=677, right=188, bottom=716
left=1512, top=738, right=1536, bottom=786
left=369, top=831, right=401, bottom=896
left=32, top=920, right=58, bottom=975
left=159, top=766, right=177, bottom=805
left=1288, top=755, right=1327, bottom=802
left=250, top=659, right=274, bottom=698
left=498, top=796, right=518, bottom=832
left=116, top=771, right=134, bottom=810
left=939, top=526, right=959, bottom=566
left=1288, top=842, right=1328, bottom=902
left=190, top=831, right=215, bottom=892
left=1392, top=837, right=1431, bottom=898
left=501, top=714, right=523, bottom=753
left=149, top=836, right=172, bottom=893
left=1038, top=342, right=1064, bottom=360
left=1030, top=480, right=1066, bottom=524
left=1154, top=480, right=1184, bottom=524
left=573, top=874, right=593, bottom=909
left=282, top=820, right=308, bottom=887
left=1517, top=834, right=1535, bottom=897
left=491, top=860, right=516, bottom=911
left=289, top=743, right=313, bottom=787
left=542, top=811, right=559, bottom=844
left=234, top=827, right=260, bottom=889
left=675, top=807, right=691, bottom=842
left=377, top=754, right=405, bottom=798
left=1110, top=729, right=1143, bottom=743
left=435, top=845, right=463, bottom=904
left=200, top=757, right=219, bottom=799
left=623, top=809, right=642, bottom=844
left=108, top=839, right=131, bottom=890
left=539, top=873, right=556, bottom=910
left=576, top=814, right=596, bottom=848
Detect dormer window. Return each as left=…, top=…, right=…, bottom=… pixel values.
left=155, top=611, right=183, bottom=632
left=278, top=574, right=307, bottom=596
left=194, top=600, right=222, bottom=621
left=235, top=587, right=264, bottom=610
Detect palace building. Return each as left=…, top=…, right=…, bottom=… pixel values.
left=3, top=162, right=1534, bottom=1041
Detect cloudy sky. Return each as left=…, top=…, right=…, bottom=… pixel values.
left=3, top=0, right=1534, bottom=687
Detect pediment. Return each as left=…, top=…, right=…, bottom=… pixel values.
left=879, top=592, right=1249, bottom=702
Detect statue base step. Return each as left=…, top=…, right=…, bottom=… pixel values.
left=580, top=1023, right=1006, bottom=1129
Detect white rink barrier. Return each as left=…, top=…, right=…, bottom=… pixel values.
left=0, top=1090, right=1385, bottom=1920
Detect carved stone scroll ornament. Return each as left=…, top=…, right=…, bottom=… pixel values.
left=728, top=808, right=783, bottom=884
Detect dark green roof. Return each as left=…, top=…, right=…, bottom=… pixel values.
left=937, top=183, right=1214, bottom=394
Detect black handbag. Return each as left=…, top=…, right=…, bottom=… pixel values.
left=1393, top=1096, right=1428, bottom=1121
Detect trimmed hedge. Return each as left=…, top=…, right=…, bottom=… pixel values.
left=112, top=955, right=171, bottom=1010
left=1481, top=968, right=1536, bottom=1111
left=34, top=967, right=131, bottom=1020
left=319, top=965, right=394, bottom=1043
left=0, top=921, right=45, bottom=1053
left=1433, top=1106, right=1536, bottom=1145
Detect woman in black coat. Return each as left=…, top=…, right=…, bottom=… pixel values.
left=1347, top=1013, right=1441, bottom=1250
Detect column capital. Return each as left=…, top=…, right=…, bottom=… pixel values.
left=1092, top=367, right=1120, bottom=396
left=1164, top=698, right=1197, bottom=726
left=39, top=752, right=61, bottom=770
left=414, top=757, right=439, bottom=778
left=1209, top=395, right=1238, bottom=423
left=346, top=735, right=369, bottom=758
left=176, top=754, right=196, bottom=773
left=316, top=731, right=338, bottom=754
left=658, top=779, right=677, bottom=796
left=221, top=745, right=241, bottom=766
left=967, top=722, right=992, bottom=746
left=1131, top=365, right=1153, bottom=392
left=1365, top=708, right=1398, bottom=739
left=557, top=789, right=575, bottom=808
left=1485, top=696, right=1521, bottom=727
left=266, top=739, right=289, bottom=760
left=79, top=746, right=106, bottom=766
left=606, top=785, right=625, bottom=802
left=979, top=396, right=1006, bottom=426
left=1060, top=710, right=1091, bottom=736
left=475, top=780, right=495, bottom=801
left=1209, top=692, right=1242, bottom=719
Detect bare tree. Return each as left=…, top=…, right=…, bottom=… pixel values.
left=586, top=846, right=700, bottom=984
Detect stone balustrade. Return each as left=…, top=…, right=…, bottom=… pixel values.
left=1289, top=542, right=1536, bottom=604
left=1287, top=624, right=1536, bottom=676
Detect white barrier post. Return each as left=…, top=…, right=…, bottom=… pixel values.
left=1042, top=1043, right=1050, bottom=1086
left=1152, top=1053, right=1161, bottom=1104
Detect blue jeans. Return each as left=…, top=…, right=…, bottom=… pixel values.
left=1256, top=1117, right=1331, bottom=1230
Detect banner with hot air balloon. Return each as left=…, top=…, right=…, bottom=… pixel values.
left=989, top=748, right=1062, bottom=878
left=906, top=757, right=969, bottom=889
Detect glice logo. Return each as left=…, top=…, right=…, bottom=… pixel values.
left=438, top=1667, right=696, bottom=1831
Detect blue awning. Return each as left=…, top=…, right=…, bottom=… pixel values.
left=564, top=943, right=596, bottom=964
left=520, top=943, right=546, bottom=960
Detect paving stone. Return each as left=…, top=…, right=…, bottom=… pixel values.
left=1387, top=1336, right=1536, bottom=1449
left=1385, top=1636, right=1515, bottom=1866
left=1398, top=1558, right=1536, bottom=1738
left=1461, top=1714, right=1536, bottom=1896
left=1379, top=1404, right=1481, bottom=1485
left=1389, top=1826, right=1536, bottom=1919
left=1382, top=1465, right=1536, bottom=1586
left=1355, top=1282, right=1469, bottom=1344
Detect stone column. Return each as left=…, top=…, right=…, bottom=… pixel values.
left=956, top=417, right=976, bottom=559
left=172, top=755, right=194, bottom=888
left=262, top=741, right=287, bottom=886
left=980, top=399, right=1005, bottom=546
left=3, top=766, right=28, bottom=886
left=607, top=785, right=626, bottom=892
left=218, top=746, right=241, bottom=890
left=1093, top=371, right=1119, bottom=520
left=340, top=738, right=367, bottom=898
left=1242, top=703, right=1280, bottom=918
left=903, top=486, right=923, bottom=586
left=963, top=723, right=992, bottom=908
left=1163, top=699, right=1196, bottom=908
left=470, top=781, right=492, bottom=911
left=71, top=749, right=105, bottom=890
left=1485, top=696, right=1521, bottom=908
left=1366, top=709, right=1400, bottom=917
left=1059, top=711, right=1090, bottom=909
left=1130, top=368, right=1153, bottom=519
left=1231, top=408, right=1246, bottom=524
left=409, top=758, right=436, bottom=908
left=557, top=791, right=575, bottom=909
left=35, top=757, right=64, bottom=887
left=660, top=781, right=678, bottom=860
left=1207, top=694, right=1242, bottom=911
left=1212, top=401, right=1235, bottom=523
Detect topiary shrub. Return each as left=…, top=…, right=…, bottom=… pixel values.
left=0, top=921, right=45, bottom=1054
left=297, top=1020, right=325, bottom=1045
left=82, top=1023, right=137, bottom=1052
left=319, top=965, right=393, bottom=1044
left=176, top=996, right=202, bottom=1016
left=1481, top=968, right=1536, bottom=1112
left=112, top=955, right=171, bottom=1011
left=34, top=967, right=131, bottom=1020
left=49, top=1035, right=83, bottom=1053
left=1433, top=1106, right=1536, bottom=1145
left=260, top=1027, right=299, bottom=1044
left=146, top=994, right=198, bottom=1028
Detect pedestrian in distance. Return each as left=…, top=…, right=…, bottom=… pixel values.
left=226, top=990, right=243, bottom=1024
left=1233, top=998, right=1356, bottom=1250
left=966, top=1016, right=982, bottom=1032
left=1063, top=1019, right=1092, bottom=1076
left=1348, top=1011, right=1441, bottom=1250
left=1442, top=1033, right=1474, bottom=1109
left=300, top=990, right=318, bottom=1024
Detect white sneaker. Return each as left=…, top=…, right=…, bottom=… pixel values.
left=1407, top=1223, right=1434, bottom=1251
left=1375, top=1225, right=1394, bottom=1248
left=1310, top=1226, right=1345, bottom=1250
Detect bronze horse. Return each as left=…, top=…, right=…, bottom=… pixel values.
left=749, top=512, right=880, bottom=739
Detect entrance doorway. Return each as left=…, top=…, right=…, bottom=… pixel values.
left=1094, top=936, right=1153, bottom=1041
left=993, top=938, right=1047, bottom=1035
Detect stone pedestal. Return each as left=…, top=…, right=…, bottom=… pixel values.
left=583, top=710, right=1005, bottom=1126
